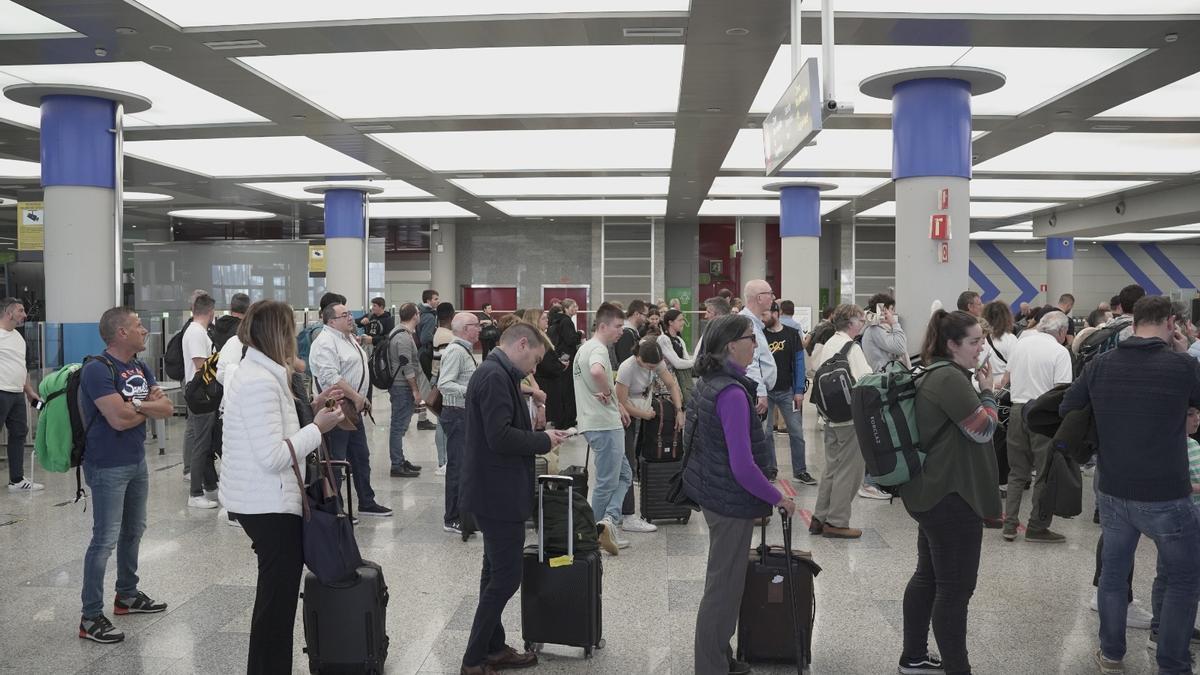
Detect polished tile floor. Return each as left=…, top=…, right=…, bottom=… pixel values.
left=0, top=396, right=1176, bottom=674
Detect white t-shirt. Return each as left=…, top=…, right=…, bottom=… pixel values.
left=0, top=328, right=26, bottom=393
left=1007, top=330, right=1073, bottom=404
left=182, top=321, right=213, bottom=383
left=986, top=332, right=1019, bottom=382
left=616, top=356, right=669, bottom=399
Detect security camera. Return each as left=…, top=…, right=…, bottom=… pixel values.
left=1115, top=200, right=1126, bottom=215
left=1048, top=214, right=1057, bottom=228
left=825, top=99, right=854, bottom=115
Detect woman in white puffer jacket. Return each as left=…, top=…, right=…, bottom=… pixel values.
left=219, top=300, right=344, bottom=675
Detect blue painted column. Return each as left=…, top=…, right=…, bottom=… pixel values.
left=779, top=185, right=822, bottom=328
left=323, top=188, right=369, bottom=310
left=861, top=67, right=1004, bottom=354
left=1046, top=237, right=1074, bottom=305
left=40, top=95, right=120, bottom=364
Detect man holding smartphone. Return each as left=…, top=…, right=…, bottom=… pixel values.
left=764, top=303, right=813, bottom=486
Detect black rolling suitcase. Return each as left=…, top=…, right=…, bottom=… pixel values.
left=736, top=515, right=821, bottom=670
left=302, top=560, right=389, bottom=674
left=521, top=475, right=605, bottom=659
left=638, top=458, right=691, bottom=524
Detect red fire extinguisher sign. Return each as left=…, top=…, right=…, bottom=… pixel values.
left=930, top=214, right=950, bottom=240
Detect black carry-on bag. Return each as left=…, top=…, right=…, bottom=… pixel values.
left=638, top=457, right=692, bottom=524
left=736, top=513, right=821, bottom=671
left=559, top=443, right=590, bottom=497
left=299, top=458, right=390, bottom=674
left=520, top=475, right=605, bottom=659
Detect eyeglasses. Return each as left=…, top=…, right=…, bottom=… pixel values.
left=755, top=291, right=776, bottom=299
left=334, top=312, right=352, bottom=320
left=732, top=334, right=757, bottom=343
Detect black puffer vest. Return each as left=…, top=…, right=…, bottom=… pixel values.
left=683, top=369, right=775, bottom=519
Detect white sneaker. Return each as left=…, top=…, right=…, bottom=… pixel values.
left=188, top=496, right=219, bottom=509
left=1089, top=590, right=1153, bottom=630
left=620, top=515, right=658, bottom=533
left=1126, top=599, right=1153, bottom=630
left=857, top=485, right=890, bottom=500
left=434, top=465, right=447, bottom=476
left=597, top=517, right=619, bottom=556
left=7, top=479, right=44, bottom=492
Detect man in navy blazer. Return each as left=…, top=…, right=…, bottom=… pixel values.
left=459, top=322, right=569, bottom=675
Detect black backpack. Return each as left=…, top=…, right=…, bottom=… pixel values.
left=66, top=355, right=125, bottom=501
left=811, top=341, right=856, bottom=423
left=369, top=327, right=410, bottom=391
left=209, top=315, right=241, bottom=351
left=1074, top=320, right=1126, bottom=377
left=162, top=318, right=192, bottom=381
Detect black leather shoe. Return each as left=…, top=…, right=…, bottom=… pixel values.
left=403, top=460, right=423, bottom=472
left=808, top=517, right=823, bottom=535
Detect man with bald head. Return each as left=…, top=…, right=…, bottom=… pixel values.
left=438, top=312, right=482, bottom=535
left=740, top=280, right=779, bottom=474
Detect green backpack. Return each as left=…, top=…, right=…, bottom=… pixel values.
left=35, top=356, right=120, bottom=500
left=850, top=360, right=952, bottom=488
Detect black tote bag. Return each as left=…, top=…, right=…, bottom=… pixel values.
left=288, top=440, right=364, bottom=585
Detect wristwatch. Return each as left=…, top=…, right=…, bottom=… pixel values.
left=131, top=398, right=144, bottom=414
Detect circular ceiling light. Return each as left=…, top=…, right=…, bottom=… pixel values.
left=725, top=27, right=749, bottom=36
left=168, top=208, right=276, bottom=221
left=123, top=191, right=173, bottom=202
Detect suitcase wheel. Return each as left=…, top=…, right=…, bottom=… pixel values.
left=584, top=648, right=593, bottom=659
left=597, top=639, right=606, bottom=649
left=461, top=531, right=469, bottom=542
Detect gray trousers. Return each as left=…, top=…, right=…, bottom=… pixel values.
left=813, top=423, right=864, bottom=529
left=1004, top=401, right=1053, bottom=531
left=694, top=508, right=756, bottom=675
left=186, top=411, right=218, bottom=497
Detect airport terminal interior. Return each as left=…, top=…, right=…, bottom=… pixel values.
left=1, top=1, right=1200, bottom=674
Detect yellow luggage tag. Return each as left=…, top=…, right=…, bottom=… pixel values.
left=548, top=554, right=574, bottom=567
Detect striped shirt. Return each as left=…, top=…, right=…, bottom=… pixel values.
left=1188, top=438, right=1200, bottom=506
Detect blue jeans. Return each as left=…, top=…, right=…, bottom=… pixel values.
left=388, top=385, right=415, bottom=469
left=585, top=429, right=632, bottom=525
left=1096, top=491, right=1200, bottom=673
left=326, top=419, right=378, bottom=509
left=442, top=406, right=466, bottom=524
left=435, top=419, right=448, bottom=468
left=765, top=390, right=804, bottom=474
left=81, top=459, right=149, bottom=618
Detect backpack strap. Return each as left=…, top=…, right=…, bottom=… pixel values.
left=986, top=334, right=1007, bottom=364
left=75, top=354, right=123, bottom=504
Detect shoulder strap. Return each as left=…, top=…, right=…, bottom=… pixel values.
left=838, top=340, right=854, bottom=357
left=986, top=334, right=1007, bottom=363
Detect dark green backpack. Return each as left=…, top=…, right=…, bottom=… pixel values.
left=538, top=485, right=599, bottom=555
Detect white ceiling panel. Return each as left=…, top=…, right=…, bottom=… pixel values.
left=367, top=202, right=477, bottom=219
left=240, top=180, right=432, bottom=201
left=722, top=128, right=892, bottom=171
left=970, top=178, right=1150, bottom=199
left=123, top=191, right=173, bottom=202
left=371, top=129, right=676, bottom=172
left=1156, top=223, right=1200, bottom=233
left=453, top=176, right=670, bottom=197
left=0, top=62, right=266, bottom=128
left=825, top=0, right=1200, bottom=14
left=129, top=0, right=689, bottom=28
left=858, top=201, right=1059, bottom=218
left=1096, top=71, right=1200, bottom=118
left=708, top=176, right=887, bottom=198
left=239, top=46, right=684, bottom=119
left=1090, top=232, right=1200, bottom=242
left=0, top=1, right=74, bottom=35
left=489, top=199, right=667, bottom=217
left=698, top=199, right=849, bottom=217
left=0, top=157, right=39, bottom=178
left=125, top=137, right=381, bottom=178
left=170, top=208, right=276, bottom=220
left=975, top=133, right=1200, bottom=173
left=752, top=45, right=1141, bottom=116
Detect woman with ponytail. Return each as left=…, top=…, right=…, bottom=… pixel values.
left=895, top=309, right=1000, bottom=675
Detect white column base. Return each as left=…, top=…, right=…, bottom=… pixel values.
left=895, top=176, right=969, bottom=355
left=326, top=237, right=366, bottom=310
left=44, top=185, right=117, bottom=323
left=781, top=236, right=820, bottom=331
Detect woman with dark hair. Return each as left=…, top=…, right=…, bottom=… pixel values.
left=641, top=308, right=663, bottom=338
left=981, top=301, right=1018, bottom=390
left=615, top=337, right=684, bottom=533
left=896, top=309, right=1000, bottom=675
left=684, top=314, right=794, bottom=675
left=657, top=308, right=696, bottom=405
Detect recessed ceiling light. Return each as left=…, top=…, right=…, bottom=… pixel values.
left=858, top=201, right=1060, bottom=218
left=699, top=199, right=847, bottom=217
left=725, top=28, right=750, bottom=36
left=622, top=27, right=686, bottom=38
left=115, top=27, right=137, bottom=35
left=366, top=202, right=477, bottom=219
left=147, top=181, right=176, bottom=187
left=204, top=39, right=267, bottom=51
left=490, top=199, right=668, bottom=217
left=123, top=191, right=174, bottom=202
left=976, top=132, right=1200, bottom=173
left=1165, top=33, right=1179, bottom=43
left=0, top=2, right=74, bottom=35
left=1055, top=110, right=1074, bottom=117
left=126, top=136, right=381, bottom=178
left=241, top=179, right=431, bottom=200
left=706, top=107, right=722, bottom=113
left=452, top=176, right=669, bottom=197
left=371, top=129, right=676, bottom=172
left=0, top=158, right=39, bottom=178
left=93, top=47, right=108, bottom=57
left=290, top=114, right=307, bottom=120
left=170, top=208, right=276, bottom=220
left=148, top=44, right=172, bottom=52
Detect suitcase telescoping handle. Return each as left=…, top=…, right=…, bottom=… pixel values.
left=537, top=474, right=574, bottom=563
left=778, top=508, right=804, bottom=674
left=323, top=458, right=354, bottom=520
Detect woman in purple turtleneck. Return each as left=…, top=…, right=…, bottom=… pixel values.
left=683, top=314, right=796, bottom=675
